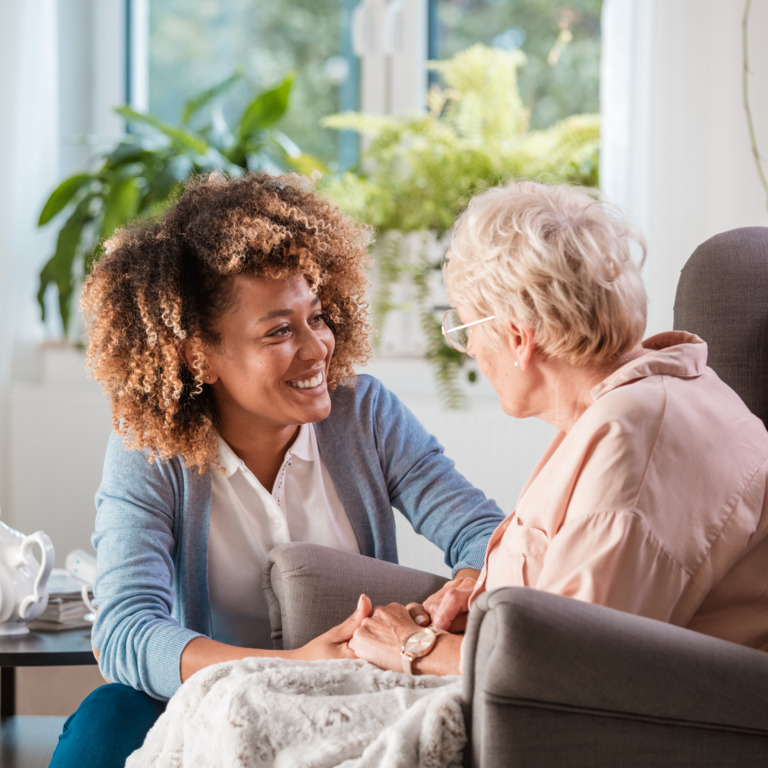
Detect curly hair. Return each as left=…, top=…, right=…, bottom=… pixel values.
left=444, top=180, right=647, bottom=367
left=81, top=171, right=372, bottom=471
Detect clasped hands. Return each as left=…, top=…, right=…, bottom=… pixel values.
left=299, top=570, right=478, bottom=676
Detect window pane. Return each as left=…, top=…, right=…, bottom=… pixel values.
left=145, top=0, right=359, bottom=167
left=431, top=0, right=602, bottom=129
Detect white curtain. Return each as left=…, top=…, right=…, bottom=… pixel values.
left=600, top=0, right=655, bottom=238
left=0, top=1, right=59, bottom=512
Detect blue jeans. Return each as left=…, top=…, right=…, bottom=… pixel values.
left=49, top=683, right=166, bottom=767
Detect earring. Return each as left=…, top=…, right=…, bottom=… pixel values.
left=514, top=361, right=519, bottom=368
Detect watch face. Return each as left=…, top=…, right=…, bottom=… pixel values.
left=403, top=627, right=438, bottom=658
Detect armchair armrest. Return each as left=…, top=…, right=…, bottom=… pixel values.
left=462, top=587, right=768, bottom=767
left=263, top=542, right=448, bottom=650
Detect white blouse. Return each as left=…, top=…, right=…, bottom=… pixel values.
left=208, top=423, right=359, bottom=649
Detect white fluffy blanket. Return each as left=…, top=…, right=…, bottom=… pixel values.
left=126, top=658, right=465, bottom=768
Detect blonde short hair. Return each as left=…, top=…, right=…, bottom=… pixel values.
left=443, top=180, right=647, bottom=366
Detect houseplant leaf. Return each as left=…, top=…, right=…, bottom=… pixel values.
left=100, top=175, right=141, bottom=238
left=103, top=141, right=152, bottom=167
left=37, top=196, right=96, bottom=334
left=135, top=153, right=192, bottom=208
left=37, top=173, right=93, bottom=226
left=287, top=152, right=327, bottom=178
left=238, top=72, right=295, bottom=141
left=181, top=69, right=243, bottom=126
left=114, top=106, right=210, bottom=155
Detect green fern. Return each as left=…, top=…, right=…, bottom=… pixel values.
left=428, top=44, right=529, bottom=144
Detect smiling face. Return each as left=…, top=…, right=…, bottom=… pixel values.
left=202, top=274, right=336, bottom=446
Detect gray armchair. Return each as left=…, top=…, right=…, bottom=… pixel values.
left=673, top=226, right=768, bottom=429
left=263, top=227, right=768, bottom=766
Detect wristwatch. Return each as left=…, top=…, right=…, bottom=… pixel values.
left=400, top=626, right=444, bottom=674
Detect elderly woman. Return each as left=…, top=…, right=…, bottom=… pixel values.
left=50, top=171, right=504, bottom=767
left=348, top=179, right=768, bottom=675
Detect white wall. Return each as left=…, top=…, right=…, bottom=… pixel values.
left=646, top=0, right=768, bottom=333
left=8, top=372, right=111, bottom=567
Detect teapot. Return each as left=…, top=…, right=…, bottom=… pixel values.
left=0, top=520, right=55, bottom=636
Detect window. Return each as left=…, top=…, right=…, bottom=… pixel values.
left=129, top=1, right=601, bottom=168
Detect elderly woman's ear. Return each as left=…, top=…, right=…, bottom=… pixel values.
left=506, top=321, right=536, bottom=371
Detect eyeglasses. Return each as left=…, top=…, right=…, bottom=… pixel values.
left=441, top=308, right=496, bottom=353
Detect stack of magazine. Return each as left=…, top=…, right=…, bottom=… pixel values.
left=28, top=568, right=94, bottom=631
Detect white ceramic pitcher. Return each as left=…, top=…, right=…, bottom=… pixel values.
left=0, top=520, right=55, bottom=636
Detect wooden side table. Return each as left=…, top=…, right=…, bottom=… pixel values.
left=0, top=627, right=96, bottom=768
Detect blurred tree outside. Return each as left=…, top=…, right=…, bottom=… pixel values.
left=432, top=0, right=602, bottom=130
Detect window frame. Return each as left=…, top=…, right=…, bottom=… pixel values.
left=352, top=0, right=428, bottom=116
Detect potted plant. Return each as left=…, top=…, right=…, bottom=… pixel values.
left=36, top=70, right=321, bottom=341
left=319, top=44, right=600, bottom=406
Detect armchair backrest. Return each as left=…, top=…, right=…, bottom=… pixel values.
left=673, top=226, right=768, bottom=429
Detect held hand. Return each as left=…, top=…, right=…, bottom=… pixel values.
left=348, top=602, right=420, bottom=672
left=419, top=568, right=478, bottom=632
left=297, top=594, right=372, bottom=661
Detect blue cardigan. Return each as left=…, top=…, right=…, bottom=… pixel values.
left=91, top=375, right=505, bottom=699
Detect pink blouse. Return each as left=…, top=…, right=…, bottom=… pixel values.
left=472, top=332, right=768, bottom=651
